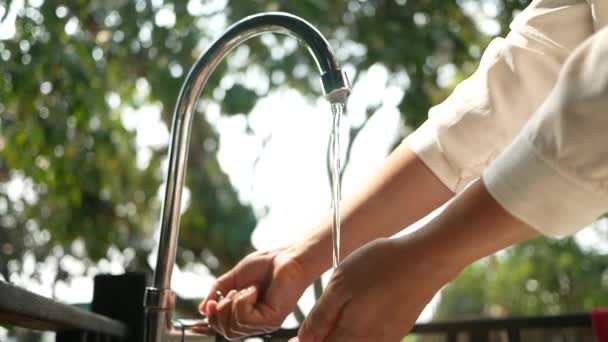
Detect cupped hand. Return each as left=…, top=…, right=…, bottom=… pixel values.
left=198, top=248, right=311, bottom=340
left=294, top=237, right=460, bottom=342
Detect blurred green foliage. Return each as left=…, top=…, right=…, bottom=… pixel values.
left=226, top=0, right=491, bottom=128
left=3, top=0, right=604, bottom=329
left=0, top=0, right=258, bottom=283
left=0, top=0, right=511, bottom=283
left=436, top=234, right=608, bottom=319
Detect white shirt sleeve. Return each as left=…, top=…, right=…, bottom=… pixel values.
left=483, top=26, right=608, bottom=236
left=404, top=0, right=594, bottom=193
left=402, top=0, right=603, bottom=236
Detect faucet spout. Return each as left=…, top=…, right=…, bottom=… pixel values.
left=145, top=12, right=350, bottom=342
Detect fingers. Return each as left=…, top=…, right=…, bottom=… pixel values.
left=216, top=290, right=238, bottom=335
left=200, top=271, right=236, bottom=314
left=232, top=285, right=280, bottom=333
left=233, top=285, right=261, bottom=329
left=200, top=251, right=297, bottom=338
left=200, top=252, right=271, bottom=315
left=205, top=300, right=220, bottom=332
left=208, top=286, right=276, bottom=339
left=189, top=319, right=214, bottom=335
left=289, top=307, right=358, bottom=342
left=297, top=285, right=348, bottom=342
left=210, top=290, right=243, bottom=340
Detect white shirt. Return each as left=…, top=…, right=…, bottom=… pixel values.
left=404, top=0, right=608, bottom=236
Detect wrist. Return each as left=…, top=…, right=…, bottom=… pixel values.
left=394, top=179, right=536, bottom=283
left=280, top=236, right=330, bottom=284
left=392, top=233, right=464, bottom=284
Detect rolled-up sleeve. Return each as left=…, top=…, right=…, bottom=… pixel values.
left=404, top=0, right=594, bottom=193
left=484, top=26, right=608, bottom=236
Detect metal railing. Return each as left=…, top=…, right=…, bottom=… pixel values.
left=408, top=313, right=592, bottom=342
left=0, top=273, right=594, bottom=342
left=232, top=313, right=592, bottom=342
left=0, top=273, right=146, bottom=342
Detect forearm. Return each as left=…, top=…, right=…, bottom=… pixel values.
left=289, top=142, right=453, bottom=282
left=400, top=177, right=537, bottom=277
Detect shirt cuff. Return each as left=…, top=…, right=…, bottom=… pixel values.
left=483, top=135, right=608, bottom=237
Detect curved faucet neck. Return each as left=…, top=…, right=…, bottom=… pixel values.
left=151, top=12, right=350, bottom=293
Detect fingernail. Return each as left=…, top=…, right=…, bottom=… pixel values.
left=288, top=338, right=299, bottom=342
left=246, top=285, right=256, bottom=293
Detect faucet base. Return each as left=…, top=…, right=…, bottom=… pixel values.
left=144, top=287, right=176, bottom=310
left=144, top=287, right=216, bottom=342
left=144, top=309, right=216, bottom=342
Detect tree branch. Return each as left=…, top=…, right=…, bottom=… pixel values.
left=0, top=0, right=12, bottom=24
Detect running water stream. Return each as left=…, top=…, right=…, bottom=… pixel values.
left=329, top=103, right=344, bottom=270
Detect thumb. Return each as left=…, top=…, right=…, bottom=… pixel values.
left=297, top=287, right=347, bottom=342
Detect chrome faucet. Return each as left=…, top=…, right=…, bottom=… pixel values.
left=144, top=12, right=350, bottom=342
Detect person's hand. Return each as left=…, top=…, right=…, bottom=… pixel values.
left=293, top=237, right=461, bottom=342
left=198, top=247, right=311, bottom=340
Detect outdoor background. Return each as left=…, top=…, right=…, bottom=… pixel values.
left=1, top=0, right=607, bottom=341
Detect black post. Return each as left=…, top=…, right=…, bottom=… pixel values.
left=469, top=329, right=489, bottom=342
left=447, top=331, right=459, bottom=342
left=507, top=327, right=521, bottom=342
left=91, top=273, right=147, bottom=342
left=56, top=330, right=86, bottom=342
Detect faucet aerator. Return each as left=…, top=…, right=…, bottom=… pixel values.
left=321, top=69, right=351, bottom=104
